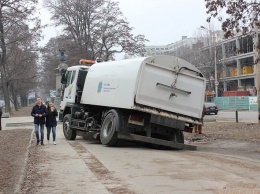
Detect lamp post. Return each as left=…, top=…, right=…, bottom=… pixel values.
left=200, top=26, right=218, bottom=97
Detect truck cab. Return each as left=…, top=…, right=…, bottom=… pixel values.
left=59, top=66, right=89, bottom=120
left=59, top=59, right=95, bottom=121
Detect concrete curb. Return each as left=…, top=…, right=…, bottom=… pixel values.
left=14, top=129, right=34, bottom=194
left=2, top=113, right=10, bottom=118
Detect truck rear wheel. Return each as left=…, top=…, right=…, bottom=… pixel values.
left=100, top=110, right=121, bottom=146
left=63, top=114, right=76, bottom=140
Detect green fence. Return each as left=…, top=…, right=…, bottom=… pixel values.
left=214, top=96, right=258, bottom=111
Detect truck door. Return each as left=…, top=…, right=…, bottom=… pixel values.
left=63, top=70, right=77, bottom=102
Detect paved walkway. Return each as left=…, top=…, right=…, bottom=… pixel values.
left=2, top=116, right=33, bottom=130
left=2, top=116, right=110, bottom=193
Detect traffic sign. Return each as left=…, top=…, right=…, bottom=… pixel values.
left=211, top=90, right=215, bottom=95
left=210, top=76, right=215, bottom=81
left=215, top=81, right=219, bottom=85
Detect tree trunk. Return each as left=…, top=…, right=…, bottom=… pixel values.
left=20, top=94, right=28, bottom=107
left=0, top=66, right=11, bottom=113
left=10, top=84, right=19, bottom=111
left=0, top=10, right=11, bottom=114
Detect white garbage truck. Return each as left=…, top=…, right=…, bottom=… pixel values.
left=59, top=55, right=206, bottom=150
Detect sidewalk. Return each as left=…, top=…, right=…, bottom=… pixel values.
left=2, top=116, right=33, bottom=130
left=1, top=106, right=109, bottom=193
left=20, top=123, right=111, bottom=194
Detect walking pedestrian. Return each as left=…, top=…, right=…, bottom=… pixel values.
left=31, top=97, right=47, bottom=145
left=46, top=101, right=58, bottom=145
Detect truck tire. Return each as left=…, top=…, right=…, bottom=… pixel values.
left=100, top=110, right=121, bottom=146
left=63, top=114, right=76, bottom=140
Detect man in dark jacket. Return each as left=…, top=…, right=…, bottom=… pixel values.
left=31, top=97, right=47, bottom=145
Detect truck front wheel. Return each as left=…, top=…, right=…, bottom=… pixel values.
left=63, top=114, right=76, bottom=140
left=100, top=110, right=121, bottom=146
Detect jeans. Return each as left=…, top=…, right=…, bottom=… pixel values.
left=47, top=127, right=56, bottom=141
left=34, top=124, right=44, bottom=142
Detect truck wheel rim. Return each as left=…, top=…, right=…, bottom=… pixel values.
left=103, top=120, right=114, bottom=137
left=64, top=120, right=70, bottom=135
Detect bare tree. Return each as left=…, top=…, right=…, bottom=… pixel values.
left=205, top=0, right=260, bottom=38
left=40, top=37, right=61, bottom=96
left=7, top=32, right=39, bottom=109
left=44, top=0, right=148, bottom=61
left=0, top=0, right=41, bottom=112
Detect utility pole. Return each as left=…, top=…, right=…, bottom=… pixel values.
left=253, top=20, right=260, bottom=121
left=214, top=43, right=218, bottom=97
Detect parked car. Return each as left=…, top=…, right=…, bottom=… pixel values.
left=204, top=102, right=218, bottom=115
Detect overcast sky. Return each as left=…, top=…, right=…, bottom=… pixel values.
left=118, top=0, right=219, bottom=45
left=38, top=0, right=221, bottom=54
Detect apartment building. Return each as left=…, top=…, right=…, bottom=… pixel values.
left=216, top=32, right=258, bottom=96
left=145, top=36, right=207, bottom=56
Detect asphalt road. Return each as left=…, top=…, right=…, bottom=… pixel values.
left=30, top=127, right=260, bottom=194
left=204, top=110, right=258, bottom=123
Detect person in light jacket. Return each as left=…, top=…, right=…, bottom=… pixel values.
left=46, top=101, right=58, bottom=145
left=31, top=97, right=47, bottom=145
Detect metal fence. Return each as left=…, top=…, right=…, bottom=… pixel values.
left=214, top=96, right=258, bottom=111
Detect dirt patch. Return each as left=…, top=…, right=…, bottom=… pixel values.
left=203, top=122, right=260, bottom=141
left=10, top=105, right=34, bottom=117
left=0, top=129, right=32, bottom=194
left=184, top=122, right=260, bottom=161
left=185, top=122, right=260, bottom=144
left=0, top=105, right=50, bottom=194
left=19, top=139, right=47, bottom=194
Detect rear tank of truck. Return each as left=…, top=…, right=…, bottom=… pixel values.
left=80, top=55, right=206, bottom=123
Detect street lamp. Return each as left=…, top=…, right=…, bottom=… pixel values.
left=200, top=26, right=218, bottom=97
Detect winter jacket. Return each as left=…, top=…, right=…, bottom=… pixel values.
left=46, top=107, right=58, bottom=127
left=31, top=104, right=47, bottom=124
